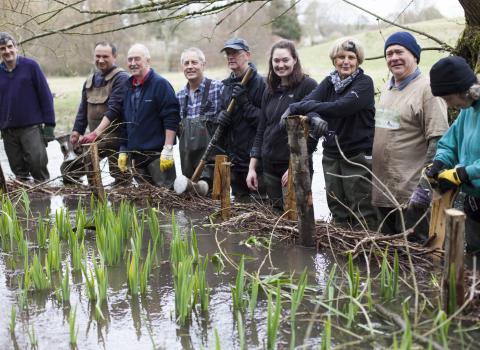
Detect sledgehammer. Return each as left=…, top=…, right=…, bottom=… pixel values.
left=174, top=67, right=255, bottom=196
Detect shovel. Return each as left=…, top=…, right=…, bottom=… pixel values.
left=174, top=67, right=255, bottom=195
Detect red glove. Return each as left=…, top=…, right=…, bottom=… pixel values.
left=79, top=132, right=97, bottom=144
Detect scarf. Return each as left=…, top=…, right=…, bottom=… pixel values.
left=329, top=69, right=359, bottom=93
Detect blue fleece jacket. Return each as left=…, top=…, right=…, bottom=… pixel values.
left=122, top=69, right=180, bottom=151
left=434, top=100, right=480, bottom=197
left=0, top=56, right=55, bottom=130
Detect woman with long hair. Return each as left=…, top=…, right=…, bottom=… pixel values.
left=246, top=40, right=318, bottom=209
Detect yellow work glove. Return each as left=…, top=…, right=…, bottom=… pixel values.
left=159, top=145, right=174, bottom=172
left=118, top=153, right=128, bottom=172
left=437, top=167, right=469, bottom=193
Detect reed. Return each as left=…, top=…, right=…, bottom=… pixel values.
left=30, top=253, right=50, bottom=290
left=61, top=265, right=70, bottom=304
left=169, top=218, right=189, bottom=276
left=236, top=311, right=246, bottom=350
left=127, top=238, right=140, bottom=295
left=345, top=252, right=360, bottom=328
left=94, top=257, right=108, bottom=304
left=36, top=215, right=48, bottom=249
left=173, top=256, right=195, bottom=325
left=215, top=328, right=221, bottom=350
left=147, top=207, right=163, bottom=250
left=20, top=189, right=31, bottom=229
left=69, top=230, right=84, bottom=272
left=290, top=268, right=307, bottom=350
left=140, top=241, right=154, bottom=295
left=231, top=255, right=246, bottom=311
left=320, top=316, right=332, bottom=350
left=195, top=254, right=209, bottom=311
left=47, top=227, right=61, bottom=272
left=249, top=276, right=259, bottom=315
left=400, top=302, right=412, bottom=349
left=69, top=305, right=78, bottom=346
left=55, top=207, right=72, bottom=240
left=433, top=309, right=450, bottom=348
left=28, top=325, right=38, bottom=348
left=380, top=249, right=399, bottom=301
left=266, top=284, right=282, bottom=350
left=81, top=261, right=96, bottom=302
left=9, top=305, right=16, bottom=334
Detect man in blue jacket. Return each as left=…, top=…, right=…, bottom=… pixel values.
left=0, top=32, right=55, bottom=182
left=119, top=43, right=180, bottom=187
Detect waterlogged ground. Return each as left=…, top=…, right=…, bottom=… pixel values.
left=0, top=197, right=332, bottom=349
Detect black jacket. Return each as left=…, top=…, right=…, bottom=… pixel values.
left=290, top=69, right=375, bottom=158
left=251, top=76, right=317, bottom=167
left=219, top=63, right=266, bottom=171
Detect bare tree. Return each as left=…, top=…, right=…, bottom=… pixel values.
left=455, top=0, right=480, bottom=71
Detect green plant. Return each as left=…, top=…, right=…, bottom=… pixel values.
left=290, top=268, right=307, bottom=350
left=147, top=207, right=163, bottom=250
left=249, top=276, right=259, bottom=315
left=231, top=255, right=246, bottom=311
left=30, top=254, right=50, bottom=290
left=28, top=324, right=38, bottom=348
left=9, top=305, right=16, bottom=334
left=195, top=254, right=209, bottom=311
left=345, top=252, right=360, bottom=328
left=69, top=305, right=78, bottom=346
left=320, top=316, right=332, bottom=350
left=55, top=207, right=72, bottom=240
left=380, top=249, right=399, bottom=301
left=81, top=261, right=96, bottom=302
left=173, top=256, right=195, bottom=325
left=211, top=253, right=225, bottom=274
left=127, top=238, right=140, bottom=295
left=236, top=311, right=245, bottom=350
left=69, top=230, right=84, bottom=272
left=61, top=265, right=70, bottom=304
left=215, top=328, right=221, bottom=350
left=267, top=284, right=282, bottom=350
left=400, top=302, right=412, bottom=350
left=20, top=189, right=31, bottom=228
left=140, top=241, right=154, bottom=295
left=36, top=215, right=48, bottom=249
left=433, top=308, right=450, bottom=348
left=47, top=227, right=61, bottom=272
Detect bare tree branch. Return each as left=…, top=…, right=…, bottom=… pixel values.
left=341, top=0, right=455, bottom=52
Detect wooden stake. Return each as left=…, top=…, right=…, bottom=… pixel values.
left=428, top=189, right=457, bottom=253
left=284, top=160, right=297, bottom=220
left=0, top=162, right=7, bottom=194
left=286, top=115, right=315, bottom=247
left=219, top=161, right=231, bottom=220
left=212, top=155, right=228, bottom=200
left=442, top=208, right=465, bottom=314
left=86, top=143, right=105, bottom=200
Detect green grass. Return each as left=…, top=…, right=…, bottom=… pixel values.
left=46, top=17, right=464, bottom=133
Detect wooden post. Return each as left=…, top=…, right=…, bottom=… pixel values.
left=286, top=115, right=315, bottom=247
left=428, top=190, right=457, bottom=253
left=0, top=162, right=7, bottom=194
left=442, top=208, right=465, bottom=314
left=86, top=143, right=105, bottom=200
left=212, top=155, right=228, bottom=200
left=219, top=161, right=231, bottom=220
left=284, top=160, right=297, bottom=220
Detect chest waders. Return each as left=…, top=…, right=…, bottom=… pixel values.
left=179, top=79, right=214, bottom=181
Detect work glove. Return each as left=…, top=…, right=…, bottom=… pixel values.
left=231, top=83, right=248, bottom=105
left=279, top=108, right=291, bottom=129
left=437, top=167, right=469, bottom=193
left=160, top=145, right=174, bottom=172
left=408, top=185, right=432, bottom=210
left=118, top=153, right=128, bottom=172
left=79, top=131, right=97, bottom=145
left=217, top=110, right=232, bottom=128
left=424, top=160, right=446, bottom=180
left=306, top=112, right=329, bottom=140
left=42, top=125, right=55, bottom=145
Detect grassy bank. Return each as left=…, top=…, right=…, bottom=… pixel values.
left=48, top=17, right=465, bottom=133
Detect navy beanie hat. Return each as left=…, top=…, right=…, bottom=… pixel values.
left=384, top=31, right=421, bottom=63
left=430, top=56, right=477, bottom=97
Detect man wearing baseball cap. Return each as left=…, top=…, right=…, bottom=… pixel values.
left=371, top=31, right=448, bottom=240
left=215, top=37, right=266, bottom=201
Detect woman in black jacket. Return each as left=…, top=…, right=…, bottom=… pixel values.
left=289, top=37, right=378, bottom=230
left=246, top=40, right=317, bottom=209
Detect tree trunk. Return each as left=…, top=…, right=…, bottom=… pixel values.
left=455, top=0, right=480, bottom=72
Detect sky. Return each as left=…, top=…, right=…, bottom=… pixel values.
left=302, top=0, right=464, bottom=23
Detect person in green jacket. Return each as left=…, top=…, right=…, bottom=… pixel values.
left=412, top=56, right=480, bottom=253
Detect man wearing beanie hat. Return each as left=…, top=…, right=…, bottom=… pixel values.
left=415, top=55, right=480, bottom=253
left=371, top=31, right=448, bottom=240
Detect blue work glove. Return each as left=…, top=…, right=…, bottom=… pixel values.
left=217, top=110, right=232, bottom=128
left=425, top=160, right=446, bottom=180
left=306, top=112, right=329, bottom=140
left=408, top=185, right=432, bottom=210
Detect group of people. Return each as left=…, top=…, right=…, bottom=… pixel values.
left=1, top=31, right=479, bottom=252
